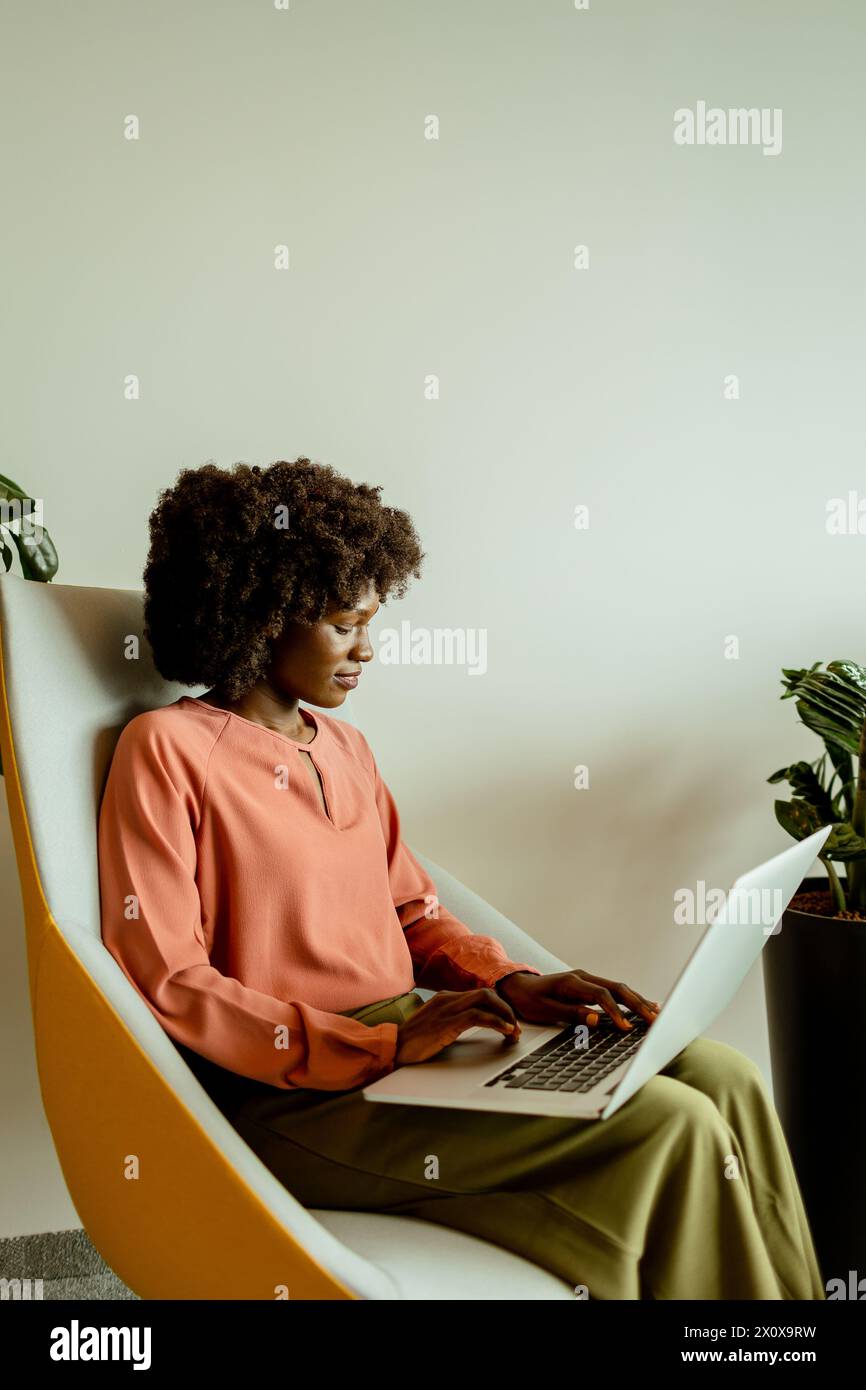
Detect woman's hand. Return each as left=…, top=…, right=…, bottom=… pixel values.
left=394, top=988, right=522, bottom=1065
left=495, top=968, right=660, bottom=1032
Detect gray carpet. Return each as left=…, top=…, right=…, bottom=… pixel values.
left=0, top=1229, right=139, bottom=1299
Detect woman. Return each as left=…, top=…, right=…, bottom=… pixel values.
left=98, top=456, right=825, bottom=1299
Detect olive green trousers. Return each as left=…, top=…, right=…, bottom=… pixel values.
left=185, top=990, right=826, bottom=1300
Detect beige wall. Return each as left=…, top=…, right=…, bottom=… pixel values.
left=2, top=0, right=860, bottom=1236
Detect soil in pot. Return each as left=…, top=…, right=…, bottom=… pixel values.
left=790, top=889, right=866, bottom=921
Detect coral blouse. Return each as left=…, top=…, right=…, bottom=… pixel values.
left=97, top=696, right=540, bottom=1092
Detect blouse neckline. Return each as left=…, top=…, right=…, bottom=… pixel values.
left=178, top=696, right=321, bottom=749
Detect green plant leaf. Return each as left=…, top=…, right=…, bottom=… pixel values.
left=0, top=475, right=59, bottom=582
left=779, top=662, right=821, bottom=700
left=796, top=678, right=865, bottom=723
left=825, top=739, right=855, bottom=817
left=827, top=659, right=866, bottom=697
left=773, top=800, right=866, bottom=862
left=820, top=822, right=866, bottom=862
left=774, top=798, right=824, bottom=840
left=782, top=760, right=836, bottom=820
left=825, top=738, right=855, bottom=783
left=0, top=468, right=59, bottom=780
left=783, top=666, right=866, bottom=754
left=783, top=664, right=866, bottom=714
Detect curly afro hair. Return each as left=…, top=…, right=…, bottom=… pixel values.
left=143, top=456, right=425, bottom=701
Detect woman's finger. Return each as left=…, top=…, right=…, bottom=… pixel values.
left=613, top=984, right=661, bottom=1023
left=586, top=973, right=661, bottom=1024
left=584, top=984, right=633, bottom=1030
left=564, top=972, right=657, bottom=1029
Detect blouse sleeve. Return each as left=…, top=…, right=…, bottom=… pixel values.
left=354, top=729, right=543, bottom=992
left=97, top=720, right=398, bottom=1091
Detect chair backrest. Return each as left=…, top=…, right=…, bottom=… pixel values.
left=0, top=573, right=210, bottom=936
left=0, top=572, right=355, bottom=937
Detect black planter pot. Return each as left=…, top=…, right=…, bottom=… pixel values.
left=762, top=875, right=866, bottom=1288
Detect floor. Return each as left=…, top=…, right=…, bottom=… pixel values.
left=0, top=1229, right=138, bottom=1299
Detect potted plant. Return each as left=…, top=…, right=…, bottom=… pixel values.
left=0, top=472, right=58, bottom=777
left=763, top=659, right=866, bottom=1289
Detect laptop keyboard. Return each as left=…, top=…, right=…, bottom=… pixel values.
left=483, top=1012, right=650, bottom=1093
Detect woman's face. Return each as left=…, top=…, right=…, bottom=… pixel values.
left=266, top=577, right=381, bottom=709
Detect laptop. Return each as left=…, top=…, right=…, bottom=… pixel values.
left=363, top=825, right=831, bottom=1120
